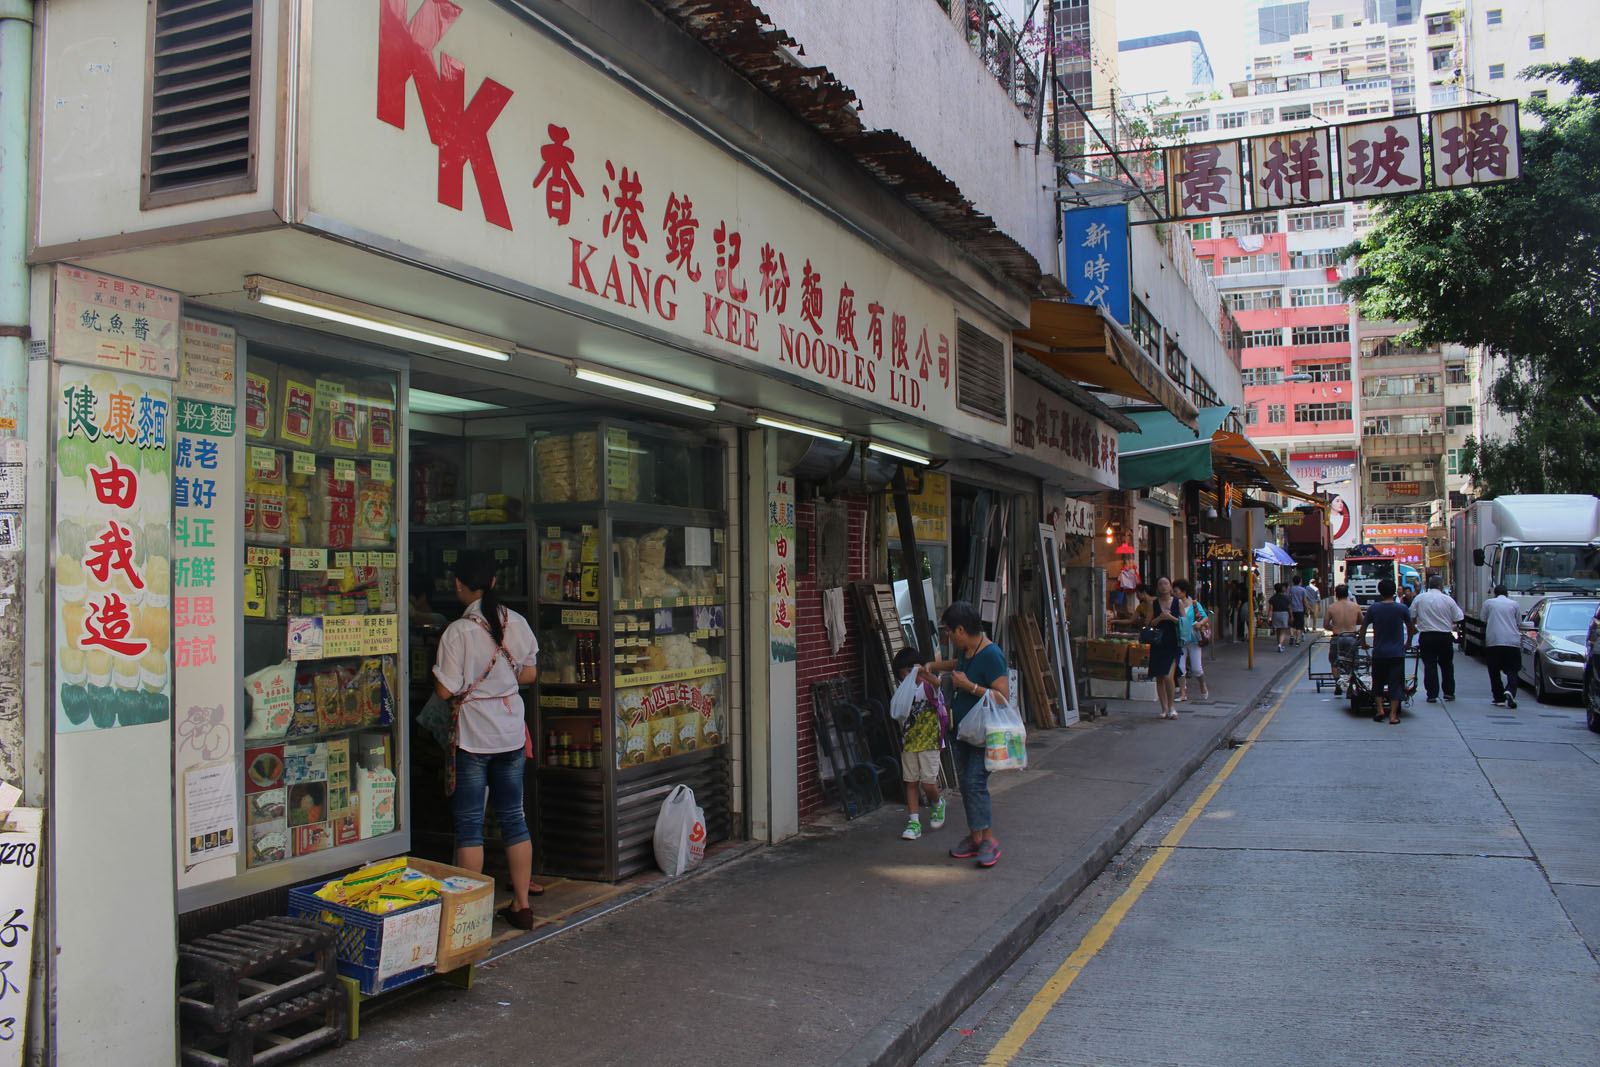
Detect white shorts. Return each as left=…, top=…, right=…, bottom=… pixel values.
left=901, top=748, right=941, bottom=783
left=1179, top=644, right=1204, bottom=678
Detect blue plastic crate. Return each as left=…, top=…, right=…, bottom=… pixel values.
left=287, top=885, right=441, bottom=996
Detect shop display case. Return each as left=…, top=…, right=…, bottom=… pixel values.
left=237, top=352, right=408, bottom=875
left=530, top=418, right=731, bottom=880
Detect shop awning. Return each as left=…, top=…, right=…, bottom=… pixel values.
left=1117, top=406, right=1233, bottom=489
left=1014, top=300, right=1199, bottom=430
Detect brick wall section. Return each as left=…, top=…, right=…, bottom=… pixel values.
left=794, top=496, right=870, bottom=819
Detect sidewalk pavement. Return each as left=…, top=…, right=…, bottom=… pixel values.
left=315, top=638, right=1305, bottom=1067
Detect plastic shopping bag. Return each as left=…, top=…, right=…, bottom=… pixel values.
left=978, top=692, right=1027, bottom=772
left=653, top=784, right=707, bottom=877
left=956, top=693, right=989, bottom=746
left=889, top=669, right=922, bottom=724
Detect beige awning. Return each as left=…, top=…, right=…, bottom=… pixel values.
left=1013, top=300, right=1199, bottom=430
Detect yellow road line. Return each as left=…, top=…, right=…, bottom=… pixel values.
left=980, top=667, right=1305, bottom=1067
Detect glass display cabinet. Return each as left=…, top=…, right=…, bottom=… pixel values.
left=529, top=418, right=731, bottom=880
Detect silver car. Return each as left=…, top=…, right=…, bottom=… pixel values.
left=1519, top=596, right=1600, bottom=703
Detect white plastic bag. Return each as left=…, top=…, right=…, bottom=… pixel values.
left=956, top=693, right=989, bottom=746
left=653, top=784, right=707, bottom=877
left=980, top=692, right=1027, bottom=772
left=889, top=669, right=922, bottom=724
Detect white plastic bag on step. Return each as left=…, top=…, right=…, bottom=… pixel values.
left=888, top=668, right=922, bottom=724
left=653, top=784, right=707, bottom=877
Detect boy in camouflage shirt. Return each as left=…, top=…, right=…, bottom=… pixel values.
left=893, top=647, right=949, bottom=840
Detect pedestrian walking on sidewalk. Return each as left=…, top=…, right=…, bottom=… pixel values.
left=1147, top=577, right=1183, bottom=719
left=433, top=550, right=543, bottom=929
left=1269, top=583, right=1293, bottom=652
left=930, top=601, right=1009, bottom=868
left=1304, top=580, right=1322, bottom=635
left=1115, top=558, right=1140, bottom=611
left=1288, top=578, right=1309, bottom=646
left=891, top=646, right=948, bottom=841
left=1323, top=584, right=1363, bottom=695
left=1173, top=578, right=1209, bottom=701
left=1411, top=575, right=1464, bottom=702
left=1230, top=579, right=1249, bottom=641
left=1482, top=584, right=1523, bottom=708
left=1358, top=578, right=1416, bottom=724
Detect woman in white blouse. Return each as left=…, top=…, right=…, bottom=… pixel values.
left=433, top=551, right=541, bottom=928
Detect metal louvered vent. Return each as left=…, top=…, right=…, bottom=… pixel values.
left=142, top=0, right=260, bottom=208
left=955, top=320, right=1007, bottom=422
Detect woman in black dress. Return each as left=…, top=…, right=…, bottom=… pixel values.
left=1148, top=576, right=1183, bottom=719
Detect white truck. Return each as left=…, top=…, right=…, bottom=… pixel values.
left=1337, top=553, right=1398, bottom=606
left=1450, top=494, right=1600, bottom=652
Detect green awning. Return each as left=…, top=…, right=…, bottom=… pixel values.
left=1117, top=406, right=1233, bottom=490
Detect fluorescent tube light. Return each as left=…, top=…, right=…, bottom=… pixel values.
left=248, top=284, right=511, bottom=362
left=868, top=441, right=931, bottom=466
left=572, top=368, right=716, bottom=412
left=754, top=415, right=845, bottom=442
left=408, top=389, right=505, bottom=415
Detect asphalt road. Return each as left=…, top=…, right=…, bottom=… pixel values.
left=921, top=649, right=1600, bottom=1067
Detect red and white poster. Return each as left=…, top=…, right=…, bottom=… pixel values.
left=1289, top=450, right=1358, bottom=549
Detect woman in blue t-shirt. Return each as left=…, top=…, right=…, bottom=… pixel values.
left=928, top=601, right=1010, bottom=868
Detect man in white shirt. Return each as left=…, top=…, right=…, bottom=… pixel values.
left=1481, top=583, right=1523, bottom=709
left=1410, top=574, right=1464, bottom=703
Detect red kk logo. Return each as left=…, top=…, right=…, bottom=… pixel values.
left=377, top=0, right=514, bottom=230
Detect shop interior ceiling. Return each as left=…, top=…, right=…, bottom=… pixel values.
left=71, top=228, right=1005, bottom=457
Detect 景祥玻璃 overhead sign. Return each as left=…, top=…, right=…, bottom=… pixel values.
left=1162, top=102, right=1519, bottom=221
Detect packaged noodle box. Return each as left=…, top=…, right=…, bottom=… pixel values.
left=617, top=690, right=648, bottom=767
left=648, top=707, right=676, bottom=762
left=357, top=764, right=398, bottom=838
left=675, top=708, right=700, bottom=753
left=405, top=858, right=495, bottom=972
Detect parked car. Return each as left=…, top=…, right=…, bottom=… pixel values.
left=1524, top=596, right=1600, bottom=706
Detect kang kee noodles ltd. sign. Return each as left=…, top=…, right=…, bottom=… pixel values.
left=296, top=0, right=1005, bottom=445
left=1163, top=102, right=1520, bottom=221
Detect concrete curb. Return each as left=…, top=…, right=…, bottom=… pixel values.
left=836, top=653, right=1308, bottom=1067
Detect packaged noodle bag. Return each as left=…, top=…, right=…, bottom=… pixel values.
left=277, top=367, right=316, bottom=449
left=353, top=468, right=393, bottom=548
left=364, top=381, right=396, bottom=456
left=320, top=377, right=361, bottom=452
left=245, top=359, right=278, bottom=442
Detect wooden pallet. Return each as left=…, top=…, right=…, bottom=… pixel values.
left=179, top=917, right=340, bottom=1031
left=181, top=986, right=345, bottom=1067
left=1010, top=614, right=1059, bottom=730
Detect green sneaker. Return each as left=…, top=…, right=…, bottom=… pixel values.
left=929, top=796, right=947, bottom=830
left=901, top=817, right=922, bottom=840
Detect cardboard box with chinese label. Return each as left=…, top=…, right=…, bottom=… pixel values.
left=404, top=857, right=497, bottom=972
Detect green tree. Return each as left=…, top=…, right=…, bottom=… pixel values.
left=1343, top=60, right=1600, bottom=496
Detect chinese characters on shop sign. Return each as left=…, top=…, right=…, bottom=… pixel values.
left=54, top=366, right=172, bottom=732
left=370, top=0, right=953, bottom=418
left=1163, top=102, right=1519, bottom=221
left=1062, top=205, right=1131, bottom=324
left=769, top=481, right=796, bottom=664
left=53, top=267, right=180, bottom=378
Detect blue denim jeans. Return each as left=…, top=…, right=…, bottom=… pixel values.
left=451, top=748, right=530, bottom=849
left=953, top=740, right=992, bottom=833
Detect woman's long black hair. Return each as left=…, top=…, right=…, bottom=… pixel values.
left=455, top=550, right=504, bottom=646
